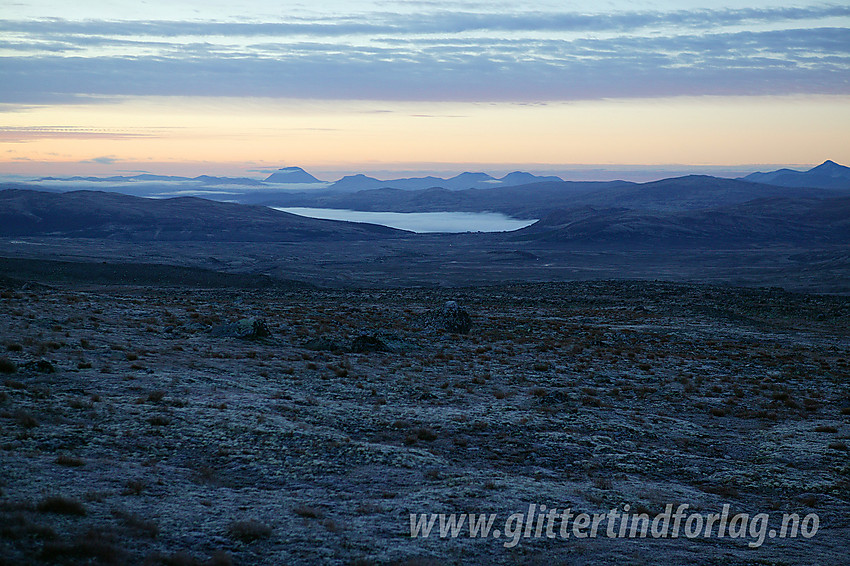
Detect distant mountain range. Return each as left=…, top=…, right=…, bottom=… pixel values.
left=740, top=160, right=850, bottom=190
left=3, top=160, right=848, bottom=246
left=259, top=175, right=842, bottom=219
left=25, top=167, right=570, bottom=196
left=21, top=161, right=849, bottom=198
left=255, top=181, right=628, bottom=218
left=37, top=173, right=266, bottom=186
left=308, top=169, right=564, bottom=192
left=2, top=184, right=847, bottom=252
left=3, top=161, right=849, bottom=292
left=4, top=162, right=849, bottom=249
left=262, top=161, right=850, bottom=192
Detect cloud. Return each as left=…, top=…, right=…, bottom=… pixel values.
left=2, top=5, right=848, bottom=37
left=2, top=26, right=848, bottom=104
left=0, top=6, right=847, bottom=104
left=0, top=127, right=156, bottom=141
left=82, top=156, right=119, bottom=164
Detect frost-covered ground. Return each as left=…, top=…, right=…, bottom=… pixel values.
left=1, top=281, right=849, bottom=565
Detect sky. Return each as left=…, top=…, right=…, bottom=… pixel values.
left=1, top=0, right=849, bottom=179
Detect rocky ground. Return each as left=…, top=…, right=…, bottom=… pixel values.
left=1, top=280, right=849, bottom=565
left=4, top=236, right=850, bottom=294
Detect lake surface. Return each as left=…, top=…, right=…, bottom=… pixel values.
left=272, top=207, right=537, bottom=233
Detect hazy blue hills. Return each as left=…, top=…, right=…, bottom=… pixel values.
left=259, top=168, right=565, bottom=191
left=258, top=180, right=631, bottom=218
left=2, top=180, right=849, bottom=259
left=260, top=175, right=841, bottom=218
left=0, top=189, right=406, bottom=241
left=328, top=174, right=447, bottom=192
left=566, top=175, right=840, bottom=212
left=740, top=160, right=850, bottom=190
left=4, top=161, right=849, bottom=249
left=12, top=170, right=844, bottom=226
left=190, top=175, right=266, bottom=186
left=37, top=173, right=265, bottom=186
left=311, top=170, right=564, bottom=192
left=22, top=167, right=571, bottom=197
left=330, top=174, right=385, bottom=191
left=498, top=171, right=563, bottom=186
left=18, top=161, right=850, bottom=207
left=37, top=174, right=186, bottom=182
left=514, top=196, right=850, bottom=247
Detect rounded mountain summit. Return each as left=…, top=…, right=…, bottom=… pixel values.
left=264, top=167, right=323, bottom=184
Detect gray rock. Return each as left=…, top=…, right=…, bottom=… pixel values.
left=350, top=334, right=387, bottom=353
left=435, top=301, right=473, bottom=334
left=22, top=359, right=55, bottom=373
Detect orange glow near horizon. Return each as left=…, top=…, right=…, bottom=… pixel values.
left=2, top=94, right=849, bottom=177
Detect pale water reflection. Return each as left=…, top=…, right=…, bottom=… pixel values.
left=272, top=207, right=537, bottom=233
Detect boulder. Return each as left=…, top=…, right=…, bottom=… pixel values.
left=22, top=359, right=55, bottom=373
left=350, top=334, right=387, bottom=353
left=434, top=301, right=473, bottom=334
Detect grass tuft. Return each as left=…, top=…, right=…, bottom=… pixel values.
left=227, top=519, right=272, bottom=542
left=37, top=496, right=86, bottom=516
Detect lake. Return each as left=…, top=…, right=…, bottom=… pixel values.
left=271, top=207, right=537, bottom=233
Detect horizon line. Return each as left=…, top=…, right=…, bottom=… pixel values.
left=0, top=159, right=841, bottom=185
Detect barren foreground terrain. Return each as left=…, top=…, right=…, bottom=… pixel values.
left=1, top=280, right=849, bottom=565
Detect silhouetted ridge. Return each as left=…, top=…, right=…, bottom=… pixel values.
left=0, top=189, right=407, bottom=241
left=741, top=160, right=850, bottom=190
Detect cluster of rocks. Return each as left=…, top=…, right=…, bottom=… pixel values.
left=214, top=301, right=475, bottom=354
left=209, top=318, right=272, bottom=340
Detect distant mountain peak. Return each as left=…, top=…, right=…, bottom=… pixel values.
left=809, top=160, right=849, bottom=176
left=450, top=172, right=495, bottom=181
left=264, top=167, right=322, bottom=184
left=499, top=171, right=563, bottom=184
left=741, top=160, right=850, bottom=190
